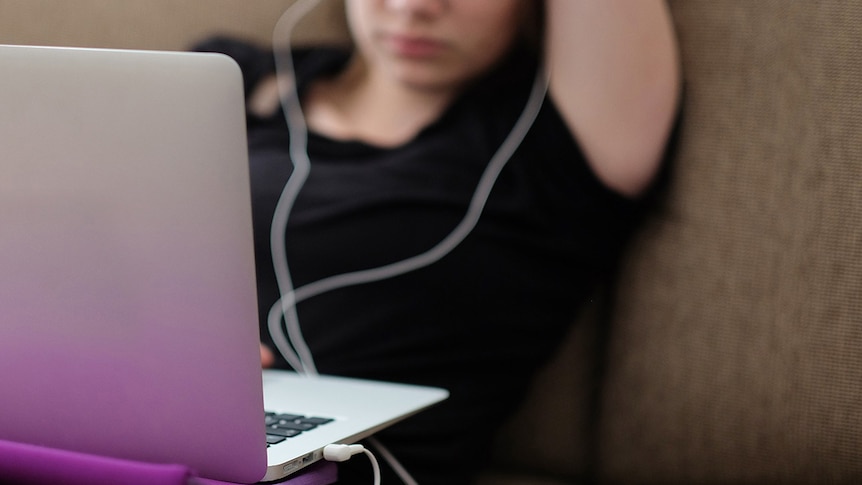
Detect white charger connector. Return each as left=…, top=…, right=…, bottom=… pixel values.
left=322, top=443, right=381, bottom=485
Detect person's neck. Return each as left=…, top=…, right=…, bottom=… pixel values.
left=304, top=57, right=457, bottom=148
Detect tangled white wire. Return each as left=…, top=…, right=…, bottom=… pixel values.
left=266, top=0, right=547, bottom=481
left=267, top=0, right=548, bottom=376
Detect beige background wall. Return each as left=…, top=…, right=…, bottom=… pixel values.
left=0, top=0, right=348, bottom=51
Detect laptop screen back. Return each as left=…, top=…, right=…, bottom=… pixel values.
left=0, top=45, right=267, bottom=483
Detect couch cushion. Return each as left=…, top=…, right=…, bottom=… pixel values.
left=597, top=1, right=862, bottom=482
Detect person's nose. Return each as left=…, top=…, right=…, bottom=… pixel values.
left=383, top=0, right=448, bottom=18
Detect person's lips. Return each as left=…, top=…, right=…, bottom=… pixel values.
left=381, top=33, right=447, bottom=58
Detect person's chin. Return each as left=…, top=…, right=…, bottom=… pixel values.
left=390, top=67, right=465, bottom=94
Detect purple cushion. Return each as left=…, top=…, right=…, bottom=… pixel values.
left=0, top=439, right=337, bottom=485
left=193, top=461, right=338, bottom=485
left=0, top=439, right=190, bottom=485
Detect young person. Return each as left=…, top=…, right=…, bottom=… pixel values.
left=199, top=1, right=680, bottom=483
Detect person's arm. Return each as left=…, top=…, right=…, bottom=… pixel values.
left=545, top=0, right=681, bottom=198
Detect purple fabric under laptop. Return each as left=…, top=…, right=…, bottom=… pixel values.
left=0, top=438, right=337, bottom=485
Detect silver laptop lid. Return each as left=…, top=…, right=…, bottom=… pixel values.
left=0, top=44, right=267, bottom=483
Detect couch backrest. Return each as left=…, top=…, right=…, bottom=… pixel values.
left=596, top=1, right=862, bottom=482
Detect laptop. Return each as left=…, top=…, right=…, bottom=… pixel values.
left=0, top=44, right=447, bottom=484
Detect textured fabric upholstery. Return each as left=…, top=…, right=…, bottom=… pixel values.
left=597, top=1, right=862, bottom=483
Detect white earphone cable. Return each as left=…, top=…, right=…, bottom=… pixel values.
left=269, top=0, right=549, bottom=377
left=268, top=0, right=325, bottom=375
left=267, top=2, right=547, bottom=481
left=268, top=0, right=549, bottom=373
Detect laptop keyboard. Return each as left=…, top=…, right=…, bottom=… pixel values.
left=264, top=411, right=334, bottom=447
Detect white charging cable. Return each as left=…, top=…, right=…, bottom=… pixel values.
left=367, top=437, right=418, bottom=485
left=323, top=444, right=381, bottom=485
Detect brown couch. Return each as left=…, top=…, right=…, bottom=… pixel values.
left=3, top=1, right=860, bottom=483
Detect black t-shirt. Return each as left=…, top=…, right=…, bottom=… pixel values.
left=197, top=37, right=656, bottom=484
